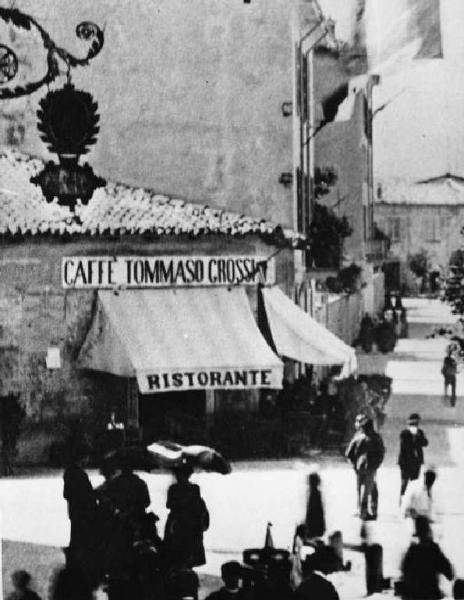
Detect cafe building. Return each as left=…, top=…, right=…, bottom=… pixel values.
left=0, top=149, right=355, bottom=460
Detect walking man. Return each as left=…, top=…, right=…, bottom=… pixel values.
left=400, top=516, right=453, bottom=600
left=398, top=413, right=428, bottom=499
left=345, top=414, right=368, bottom=514
left=346, top=417, right=385, bottom=520
left=442, top=346, right=457, bottom=406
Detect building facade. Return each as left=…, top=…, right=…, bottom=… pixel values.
left=375, top=175, right=464, bottom=291
left=0, top=1, right=371, bottom=462
left=0, top=150, right=299, bottom=462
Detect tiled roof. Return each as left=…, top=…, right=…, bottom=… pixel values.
left=377, top=176, right=464, bottom=206
left=0, top=148, right=300, bottom=243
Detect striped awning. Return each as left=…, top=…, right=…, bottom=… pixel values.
left=79, top=288, right=283, bottom=393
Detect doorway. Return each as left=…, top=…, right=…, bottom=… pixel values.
left=139, top=390, right=206, bottom=445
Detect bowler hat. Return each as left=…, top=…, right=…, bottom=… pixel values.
left=407, top=413, right=420, bottom=425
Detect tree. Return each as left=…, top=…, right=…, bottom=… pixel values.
left=444, top=233, right=464, bottom=313
left=408, top=250, right=428, bottom=279
left=309, top=167, right=353, bottom=268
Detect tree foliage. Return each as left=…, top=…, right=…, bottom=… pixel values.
left=309, top=166, right=352, bottom=268
left=309, top=203, right=353, bottom=268
left=408, top=250, right=428, bottom=278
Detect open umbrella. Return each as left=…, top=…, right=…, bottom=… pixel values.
left=146, top=440, right=231, bottom=474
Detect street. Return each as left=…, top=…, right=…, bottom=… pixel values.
left=2, top=297, right=464, bottom=599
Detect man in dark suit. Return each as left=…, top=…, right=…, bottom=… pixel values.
left=346, top=418, right=385, bottom=520
left=400, top=516, right=453, bottom=599
left=398, top=413, right=428, bottom=499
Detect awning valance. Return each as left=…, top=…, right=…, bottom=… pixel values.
left=262, top=286, right=357, bottom=376
left=79, top=288, right=283, bottom=393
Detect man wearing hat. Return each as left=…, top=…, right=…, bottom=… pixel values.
left=398, top=413, right=428, bottom=499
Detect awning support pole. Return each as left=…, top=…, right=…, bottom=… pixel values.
left=127, top=378, right=140, bottom=430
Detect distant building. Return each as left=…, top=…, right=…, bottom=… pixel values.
left=312, top=48, right=386, bottom=314
left=375, top=174, right=464, bottom=292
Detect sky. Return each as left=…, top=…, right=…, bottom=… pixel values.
left=317, top=0, right=464, bottom=181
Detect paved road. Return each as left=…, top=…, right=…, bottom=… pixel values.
left=2, top=297, right=464, bottom=599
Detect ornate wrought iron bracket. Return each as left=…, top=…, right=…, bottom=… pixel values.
left=0, top=8, right=104, bottom=99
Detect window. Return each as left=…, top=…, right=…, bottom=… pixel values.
left=386, top=217, right=401, bottom=242
left=424, top=215, right=440, bottom=242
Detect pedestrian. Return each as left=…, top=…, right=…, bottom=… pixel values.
left=359, top=313, right=375, bottom=353
left=304, top=472, right=325, bottom=539
left=402, top=469, right=441, bottom=524
left=399, top=515, right=453, bottom=600
left=400, top=308, right=409, bottom=338
left=164, top=462, right=209, bottom=568
left=205, top=561, right=247, bottom=600
left=442, top=345, right=458, bottom=406
left=102, top=454, right=151, bottom=521
left=6, top=570, right=42, bottom=600
left=346, top=418, right=385, bottom=520
left=293, top=549, right=340, bottom=600
left=345, top=413, right=368, bottom=514
left=398, top=413, right=428, bottom=499
left=62, top=443, right=102, bottom=590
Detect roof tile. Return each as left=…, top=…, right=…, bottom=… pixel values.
left=0, top=148, right=300, bottom=244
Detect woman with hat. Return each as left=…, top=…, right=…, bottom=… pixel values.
left=398, top=413, right=428, bottom=500
left=164, top=461, right=209, bottom=569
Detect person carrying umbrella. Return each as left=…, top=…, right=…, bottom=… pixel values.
left=164, top=462, right=210, bottom=569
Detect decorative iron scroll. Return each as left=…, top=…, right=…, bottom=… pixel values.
left=0, top=8, right=104, bottom=99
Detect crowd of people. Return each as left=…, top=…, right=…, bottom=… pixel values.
left=4, top=405, right=463, bottom=600
left=357, top=295, right=408, bottom=355
left=54, top=441, right=210, bottom=600
left=342, top=409, right=463, bottom=599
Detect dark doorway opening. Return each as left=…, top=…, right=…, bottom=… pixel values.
left=139, top=391, right=206, bottom=445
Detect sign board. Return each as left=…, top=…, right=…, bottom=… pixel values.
left=137, top=367, right=281, bottom=394
left=62, top=255, right=275, bottom=289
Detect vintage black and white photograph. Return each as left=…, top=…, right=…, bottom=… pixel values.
left=0, top=0, right=463, bottom=599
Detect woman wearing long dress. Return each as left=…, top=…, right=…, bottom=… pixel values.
left=63, top=447, right=102, bottom=590
left=164, top=463, right=209, bottom=569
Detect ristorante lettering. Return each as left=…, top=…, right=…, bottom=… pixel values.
left=146, top=369, right=273, bottom=390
